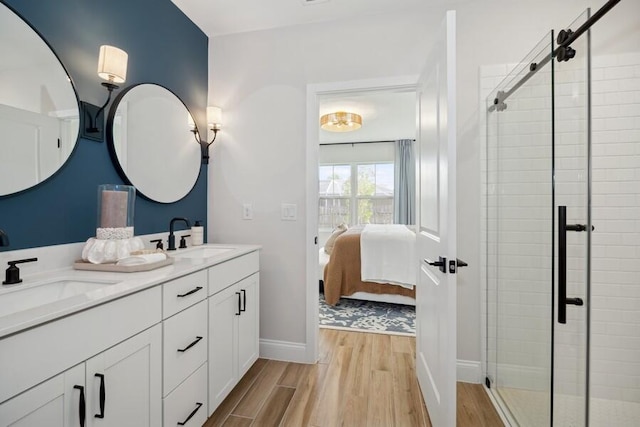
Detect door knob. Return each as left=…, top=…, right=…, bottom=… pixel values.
left=424, top=256, right=447, bottom=273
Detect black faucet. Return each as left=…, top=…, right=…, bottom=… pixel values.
left=3, top=258, right=37, bottom=285
left=0, top=229, right=8, bottom=249
left=167, top=217, right=190, bottom=251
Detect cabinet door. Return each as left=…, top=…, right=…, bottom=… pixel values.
left=237, top=273, right=260, bottom=378
left=86, top=324, right=161, bottom=427
left=0, top=363, right=84, bottom=427
left=208, top=284, right=239, bottom=414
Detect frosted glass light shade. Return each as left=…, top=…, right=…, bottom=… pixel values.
left=97, top=45, right=128, bottom=84
left=207, top=106, right=222, bottom=130
left=320, top=111, right=362, bottom=132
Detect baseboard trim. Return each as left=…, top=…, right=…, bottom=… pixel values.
left=457, top=359, right=482, bottom=383
left=259, top=339, right=309, bottom=363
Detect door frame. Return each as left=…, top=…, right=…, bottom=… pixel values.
left=304, top=75, right=418, bottom=363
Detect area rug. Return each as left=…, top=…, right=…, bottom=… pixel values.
left=319, top=293, right=416, bottom=336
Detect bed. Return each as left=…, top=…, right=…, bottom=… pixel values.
left=320, top=225, right=416, bottom=306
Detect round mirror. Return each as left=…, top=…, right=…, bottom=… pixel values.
left=0, top=3, right=79, bottom=197
left=107, top=84, right=201, bottom=203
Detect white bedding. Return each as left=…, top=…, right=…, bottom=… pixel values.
left=360, top=224, right=416, bottom=289
left=319, top=247, right=330, bottom=280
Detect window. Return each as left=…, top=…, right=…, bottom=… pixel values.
left=319, top=162, right=394, bottom=229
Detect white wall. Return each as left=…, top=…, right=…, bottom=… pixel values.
left=208, top=0, right=640, bottom=365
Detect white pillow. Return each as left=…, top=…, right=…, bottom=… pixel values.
left=324, top=223, right=348, bottom=255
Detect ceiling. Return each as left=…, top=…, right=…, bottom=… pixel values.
left=318, top=88, right=415, bottom=144
left=171, top=0, right=431, bottom=37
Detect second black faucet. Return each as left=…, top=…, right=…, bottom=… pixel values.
left=167, top=217, right=190, bottom=251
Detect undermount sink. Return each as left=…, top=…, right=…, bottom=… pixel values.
left=171, top=246, right=235, bottom=259
left=0, top=279, right=119, bottom=318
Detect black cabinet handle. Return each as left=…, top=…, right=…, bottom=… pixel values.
left=177, top=286, right=203, bottom=298
left=424, top=256, right=447, bottom=273
left=73, top=385, right=86, bottom=427
left=177, top=402, right=203, bottom=425
left=178, top=336, right=203, bottom=353
left=94, top=373, right=105, bottom=418
left=558, top=206, right=585, bottom=324
left=240, top=289, right=247, bottom=312
left=236, top=292, right=241, bottom=315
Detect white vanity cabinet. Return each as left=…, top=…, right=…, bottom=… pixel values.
left=208, top=252, right=260, bottom=414
left=161, top=270, right=208, bottom=427
left=0, top=363, right=85, bottom=426
left=0, top=324, right=162, bottom=427
left=85, top=325, right=162, bottom=427
left=0, top=246, right=260, bottom=427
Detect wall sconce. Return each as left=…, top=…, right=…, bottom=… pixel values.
left=320, top=111, right=362, bottom=132
left=189, top=106, right=223, bottom=164
left=81, top=45, right=128, bottom=142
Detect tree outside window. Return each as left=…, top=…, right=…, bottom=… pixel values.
left=319, top=162, right=393, bottom=229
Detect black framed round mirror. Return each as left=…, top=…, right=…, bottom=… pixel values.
left=0, top=2, right=80, bottom=197
left=106, top=83, right=201, bottom=203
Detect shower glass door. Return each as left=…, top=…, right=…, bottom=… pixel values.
left=486, top=32, right=555, bottom=426
left=552, top=10, right=590, bottom=426
left=486, top=11, right=591, bottom=424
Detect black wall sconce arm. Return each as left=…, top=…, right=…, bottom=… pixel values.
left=191, top=127, right=219, bottom=165
left=81, top=82, right=119, bottom=141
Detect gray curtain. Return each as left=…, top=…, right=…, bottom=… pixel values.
left=393, top=139, right=416, bottom=224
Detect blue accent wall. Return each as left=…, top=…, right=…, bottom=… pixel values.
left=0, top=0, right=208, bottom=251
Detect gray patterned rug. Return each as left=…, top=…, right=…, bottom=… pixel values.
left=319, top=293, right=416, bottom=336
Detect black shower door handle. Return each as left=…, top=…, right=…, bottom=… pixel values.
left=558, top=206, right=585, bottom=324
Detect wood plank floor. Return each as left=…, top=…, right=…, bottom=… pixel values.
left=204, top=329, right=503, bottom=426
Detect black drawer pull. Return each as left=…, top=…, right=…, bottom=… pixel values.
left=177, top=402, right=203, bottom=425
left=240, top=289, right=247, bottom=312
left=236, top=292, right=241, bottom=315
left=94, top=373, right=106, bottom=418
left=177, top=336, right=203, bottom=353
left=177, top=286, right=203, bottom=298
left=73, top=385, right=85, bottom=427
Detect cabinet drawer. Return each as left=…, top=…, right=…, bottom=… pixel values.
left=163, top=270, right=208, bottom=319
left=163, top=300, right=208, bottom=395
left=163, top=362, right=207, bottom=427
left=208, top=251, right=259, bottom=296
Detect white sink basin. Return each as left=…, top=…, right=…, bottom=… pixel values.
left=0, top=279, right=119, bottom=318
left=171, top=246, right=235, bottom=259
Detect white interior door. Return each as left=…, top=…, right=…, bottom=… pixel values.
left=415, top=10, right=457, bottom=427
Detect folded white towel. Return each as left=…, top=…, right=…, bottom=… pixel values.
left=360, top=224, right=416, bottom=289
left=116, top=252, right=167, bottom=266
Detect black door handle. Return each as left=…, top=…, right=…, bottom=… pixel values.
left=424, top=256, right=447, bottom=273
left=558, top=206, right=585, bottom=324
left=94, top=373, right=106, bottom=418
left=177, top=336, right=203, bottom=353
left=73, top=385, right=86, bottom=427
left=240, top=289, right=247, bottom=312
left=177, top=402, right=203, bottom=425
left=235, top=292, right=241, bottom=315
left=448, top=258, right=469, bottom=274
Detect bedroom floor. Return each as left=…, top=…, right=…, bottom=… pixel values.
left=204, top=329, right=503, bottom=426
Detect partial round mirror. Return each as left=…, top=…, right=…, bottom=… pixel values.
left=107, top=83, right=201, bottom=203
left=0, top=3, right=80, bottom=197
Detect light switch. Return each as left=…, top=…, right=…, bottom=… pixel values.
left=243, top=203, right=253, bottom=220
left=281, top=203, right=297, bottom=221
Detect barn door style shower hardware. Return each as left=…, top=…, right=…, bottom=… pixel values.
left=558, top=206, right=586, bottom=324
left=489, top=0, right=620, bottom=112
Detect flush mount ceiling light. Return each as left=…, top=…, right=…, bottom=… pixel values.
left=320, top=111, right=362, bottom=132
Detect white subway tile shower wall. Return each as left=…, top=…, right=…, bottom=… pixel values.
left=481, top=51, right=640, bottom=405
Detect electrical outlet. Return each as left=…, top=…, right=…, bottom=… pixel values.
left=243, top=203, right=253, bottom=220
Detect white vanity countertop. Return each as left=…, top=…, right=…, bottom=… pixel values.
left=0, top=244, right=260, bottom=339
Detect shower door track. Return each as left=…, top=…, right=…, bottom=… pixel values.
left=488, top=0, right=620, bottom=112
